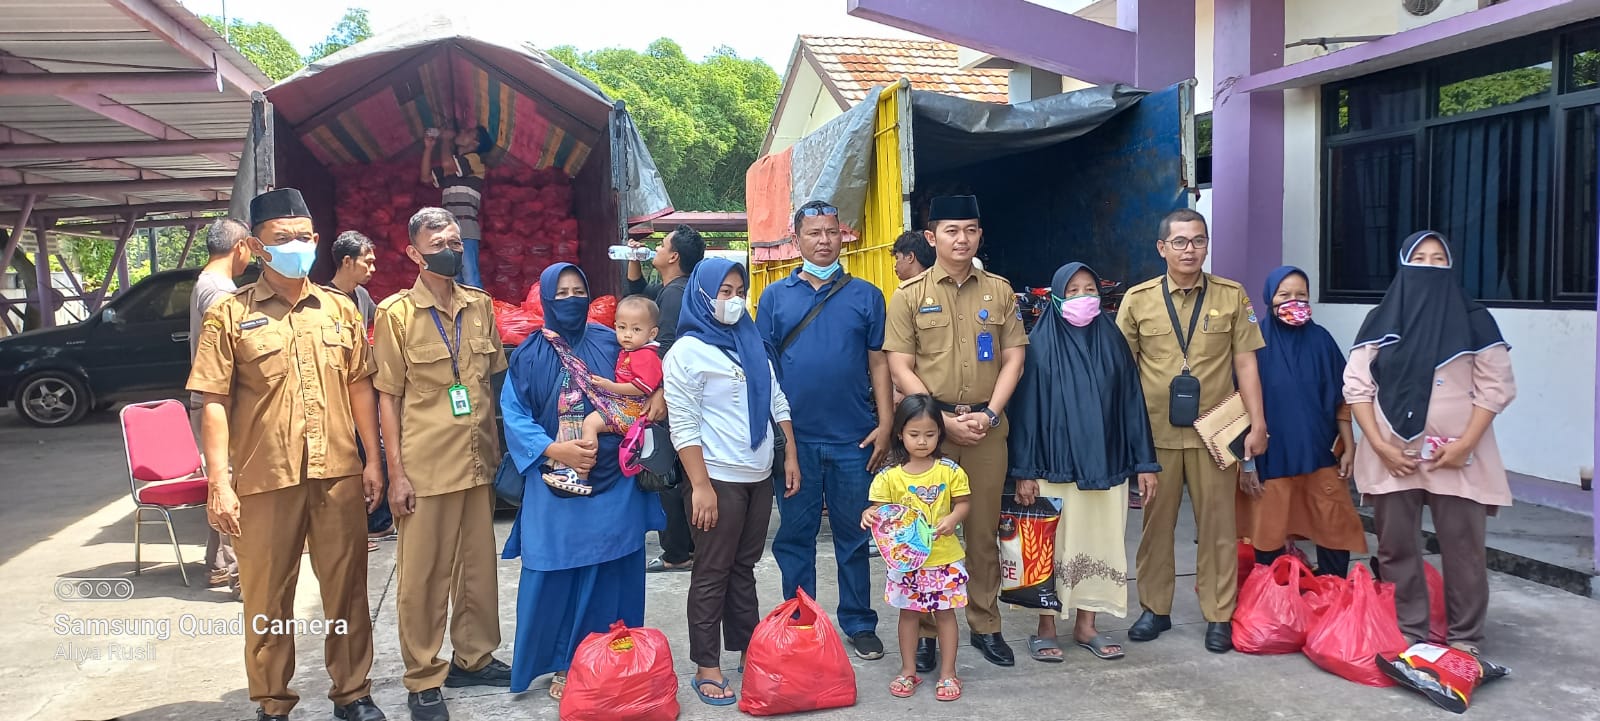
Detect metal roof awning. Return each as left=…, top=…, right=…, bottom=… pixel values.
left=1232, top=0, right=1600, bottom=94
left=0, top=0, right=269, bottom=231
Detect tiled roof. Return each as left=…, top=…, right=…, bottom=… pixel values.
left=801, top=36, right=1009, bottom=104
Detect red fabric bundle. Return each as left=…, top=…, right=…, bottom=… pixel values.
left=1233, top=555, right=1317, bottom=655
left=739, top=589, right=856, bottom=716
left=558, top=621, right=678, bottom=721
left=1303, top=564, right=1409, bottom=686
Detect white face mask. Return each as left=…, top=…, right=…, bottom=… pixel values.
left=702, top=288, right=745, bottom=325
left=714, top=296, right=745, bottom=325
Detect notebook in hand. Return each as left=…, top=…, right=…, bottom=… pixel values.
left=1194, top=391, right=1250, bottom=471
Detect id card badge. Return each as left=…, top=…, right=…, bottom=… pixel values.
left=448, top=384, right=472, bottom=416
left=976, top=309, right=996, bottom=362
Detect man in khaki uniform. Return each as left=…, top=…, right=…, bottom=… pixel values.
left=1116, top=208, right=1269, bottom=654
left=885, top=195, right=1028, bottom=671
left=374, top=207, right=510, bottom=721
left=188, top=188, right=387, bottom=721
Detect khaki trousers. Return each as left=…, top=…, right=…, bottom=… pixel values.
left=921, top=417, right=1009, bottom=636
left=1136, top=448, right=1238, bottom=622
left=396, top=483, right=502, bottom=692
left=234, top=476, right=373, bottom=716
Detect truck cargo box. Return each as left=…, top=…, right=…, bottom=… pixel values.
left=746, top=80, right=1196, bottom=306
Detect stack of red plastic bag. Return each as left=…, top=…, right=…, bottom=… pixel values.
left=1232, top=555, right=1318, bottom=655
left=490, top=282, right=617, bottom=347
left=1302, top=564, right=1409, bottom=686
left=740, top=590, right=856, bottom=716
left=332, top=159, right=579, bottom=307
left=558, top=621, right=678, bottom=721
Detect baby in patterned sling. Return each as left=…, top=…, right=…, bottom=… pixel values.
left=544, top=296, right=663, bottom=494
left=861, top=394, right=972, bottom=702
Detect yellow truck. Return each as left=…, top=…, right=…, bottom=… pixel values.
left=745, top=79, right=1197, bottom=307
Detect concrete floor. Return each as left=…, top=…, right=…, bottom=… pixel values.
left=3, top=407, right=1599, bottom=721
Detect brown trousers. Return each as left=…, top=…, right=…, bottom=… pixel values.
left=1137, top=448, right=1238, bottom=621
left=396, top=483, right=502, bottom=691
left=921, top=416, right=1008, bottom=637
left=684, top=479, right=774, bottom=668
left=234, top=476, right=373, bottom=716
left=1372, top=490, right=1489, bottom=647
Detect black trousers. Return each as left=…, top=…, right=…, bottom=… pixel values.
left=684, top=479, right=773, bottom=668
left=657, top=462, right=695, bottom=563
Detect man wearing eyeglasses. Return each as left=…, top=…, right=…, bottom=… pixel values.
left=1115, top=208, right=1268, bottom=655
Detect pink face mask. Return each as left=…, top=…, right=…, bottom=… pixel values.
left=1275, top=299, right=1311, bottom=326
left=1057, top=295, right=1101, bottom=327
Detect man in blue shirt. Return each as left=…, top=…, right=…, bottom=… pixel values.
left=757, top=199, right=893, bottom=660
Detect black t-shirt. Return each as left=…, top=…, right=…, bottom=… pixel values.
left=624, top=274, right=688, bottom=352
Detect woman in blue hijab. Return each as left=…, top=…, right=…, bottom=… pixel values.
left=500, top=262, right=665, bottom=698
left=1236, top=266, right=1366, bottom=576
left=663, top=257, right=798, bottom=706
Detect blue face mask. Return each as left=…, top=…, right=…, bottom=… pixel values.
left=547, top=296, right=591, bottom=334
left=801, top=259, right=841, bottom=280
left=260, top=239, right=317, bottom=279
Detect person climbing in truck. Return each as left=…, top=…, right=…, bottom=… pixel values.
left=421, top=125, right=493, bottom=289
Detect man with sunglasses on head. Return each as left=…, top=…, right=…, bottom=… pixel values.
left=757, top=200, right=893, bottom=661
left=1115, top=208, right=1268, bottom=655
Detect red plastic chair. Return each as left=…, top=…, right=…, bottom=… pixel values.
left=119, top=400, right=209, bottom=586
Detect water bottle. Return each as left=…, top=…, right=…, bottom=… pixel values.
left=608, top=244, right=654, bottom=262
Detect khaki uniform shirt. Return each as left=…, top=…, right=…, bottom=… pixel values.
left=1116, top=272, right=1265, bottom=450
left=187, top=282, right=374, bottom=495
left=373, top=279, right=507, bottom=498
left=884, top=264, right=1028, bottom=406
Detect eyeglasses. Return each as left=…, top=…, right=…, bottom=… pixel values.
left=798, top=206, right=838, bottom=218
left=1162, top=236, right=1210, bottom=250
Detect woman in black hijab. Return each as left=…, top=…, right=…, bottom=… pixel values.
left=1344, top=231, right=1515, bottom=656
left=1008, top=262, right=1160, bottom=662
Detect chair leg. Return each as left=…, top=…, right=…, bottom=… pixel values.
left=159, top=508, right=189, bottom=587
left=133, top=506, right=143, bottom=576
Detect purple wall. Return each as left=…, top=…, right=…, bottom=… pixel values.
left=1208, top=0, right=1284, bottom=296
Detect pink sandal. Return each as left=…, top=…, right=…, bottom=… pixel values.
left=935, top=677, right=961, bottom=701
left=889, top=675, right=920, bottom=698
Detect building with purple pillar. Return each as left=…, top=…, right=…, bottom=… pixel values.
left=850, top=0, right=1600, bottom=576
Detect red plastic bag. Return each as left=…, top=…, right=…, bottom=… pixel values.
left=493, top=300, right=541, bottom=346
left=522, top=282, right=545, bottom=315
left=588, top=295, right=618, bottom=328
left=1237, top=541, right=1256, bottom=590
left=1233, top=555, right=1318, bottom=655
left=1302, top=574, right=1346, bottom=621
left=739, top=589, right=856, bottom=716
left=1303, top=564, right=1409, bottom=686
left=1424, top=561, right=1448, bottom=644
left=559, top=621, right=678, bottom=721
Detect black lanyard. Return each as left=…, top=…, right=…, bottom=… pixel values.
left=428, top=307, right=463, bottom=384
left=1161, top=276, right=1206, bottom=372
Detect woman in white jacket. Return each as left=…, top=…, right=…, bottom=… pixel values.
left=664, top=257, right=800, bottom=706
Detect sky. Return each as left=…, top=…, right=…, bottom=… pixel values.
left=176, top=0, right=948, bottom=69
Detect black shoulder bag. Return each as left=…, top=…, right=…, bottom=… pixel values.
left=778, top=273, right=853, bottom=355
left=1162, top=276, right=1207, bottom=427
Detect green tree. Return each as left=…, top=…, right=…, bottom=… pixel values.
left=1437, top=66, right=1552, bottom=117
left=59, top=222, right=217, bottom=294
left=308, top=8, right=373, bottom=62
left=547, top=39, right=780, bottom=211
left=202, top=16, right=304, bottom=81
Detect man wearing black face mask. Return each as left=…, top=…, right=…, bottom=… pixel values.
left=373, top=207, right=511, bottom=721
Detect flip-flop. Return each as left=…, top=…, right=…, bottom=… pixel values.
left=693, top=677, right=737, bottom=706
left=366, top=540, right=379, bottom=552
left=889, top=675, right=921, bottom=698
left=1077, top=634, right=1126, bottom=660
left=1028, top=634, right=1065, bottom=663
left=645, top=557, right=694, bottom=573
left=548, top=673, right=566, bottom=700
left=935, top=677, right=961, bottom=702
left=542, top=471, right=593, bottom=496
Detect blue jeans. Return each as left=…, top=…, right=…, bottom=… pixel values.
left=456, top=237, right=482, bottom=288
left=773, top=441, right=878, bottom=636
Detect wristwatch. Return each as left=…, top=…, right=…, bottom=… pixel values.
left=983, top=408, right=1000, bottom=428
